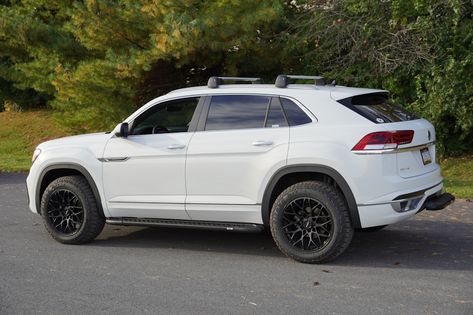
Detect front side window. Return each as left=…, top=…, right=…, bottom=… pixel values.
left=205, top=95, right=270, bottom=131
left=131, top=97, right=199, bottom=135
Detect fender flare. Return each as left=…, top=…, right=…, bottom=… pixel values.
left=36, top=163, right=105, bottom=218
left=261, top=164, right=361, bottom=228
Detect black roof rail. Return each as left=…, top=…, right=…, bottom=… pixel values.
left=275, top=75, right=325, bottom=88
left=207, top=76, right=262, bottom=88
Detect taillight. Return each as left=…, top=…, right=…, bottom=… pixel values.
left=352, top=130, right=414, bottom=151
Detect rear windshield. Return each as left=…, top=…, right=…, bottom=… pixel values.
left=338, top=93, right=418, bottom=123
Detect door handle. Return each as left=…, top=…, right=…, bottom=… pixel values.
left=167, top=144, right=186, bottom=150
left=252, top=140, right=274, bottom=147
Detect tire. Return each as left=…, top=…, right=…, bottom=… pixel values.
left=40, top=175, right=105, bottom=244
left=358, top=225, right=387, bottom=233
left=270, top=181, right=354, bottom=263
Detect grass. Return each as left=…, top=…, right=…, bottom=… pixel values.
left=0, top=110, right=72, bottom=172
left=440, top=155, right=473, bottom=199
left=0, top=110, right=472, bottom=198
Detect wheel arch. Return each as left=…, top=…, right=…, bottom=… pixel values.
left=36, top=163, right=105, bottom=218
left=261, top=164, right=361, bottom=228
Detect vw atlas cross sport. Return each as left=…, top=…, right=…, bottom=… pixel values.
left=26, top=75, right=454, bottom=263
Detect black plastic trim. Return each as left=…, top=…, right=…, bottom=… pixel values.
left=261, top=165, right=361, bottom=228
left=393, top=181, right=442, bottom=200
left=423, top=192, right=455, bottom=211
left=107, top=217, right=264, bottom=233
left=187, top=96, right=206, bottom=132
left=196, top=95, right=211, bottom=132
left=36, top=163, right=105, bottom=218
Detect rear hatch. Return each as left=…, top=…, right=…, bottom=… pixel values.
left=391, top=119, right=437, bottom=178
left=338, top=92, right=438, bottom=178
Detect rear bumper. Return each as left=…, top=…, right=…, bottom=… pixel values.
left=357, top=181, right=449, bottom=228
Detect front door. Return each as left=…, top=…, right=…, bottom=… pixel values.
left=102, top=97, right=201, bottom=219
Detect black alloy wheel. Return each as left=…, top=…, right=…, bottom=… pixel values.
left=270, top=181, right=354, bottom=263
left=281, top=197, right=333, bottom=251
left=46, top=189, right=84, bottom=235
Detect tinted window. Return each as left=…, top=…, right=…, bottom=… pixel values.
left=205, top=95, right=270, bottom=131
left=265, top=99, right=288, bottom=128
left=338, top=93, right=418, bottom=123
left=131, top=97, right=199, bottom=135
left=280, top=98, right=312, bottom=126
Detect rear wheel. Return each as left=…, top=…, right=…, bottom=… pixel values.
left=270, top=181, right=354, bottom=263
left=40, top=175, right=105, bottom=244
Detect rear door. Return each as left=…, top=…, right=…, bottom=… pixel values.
left=185, top=95, right=290, bottom=224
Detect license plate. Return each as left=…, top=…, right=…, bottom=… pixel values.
left=420, top=147, right=432, bottom=165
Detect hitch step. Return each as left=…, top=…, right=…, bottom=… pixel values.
left=424, top=192, right=455, bottom=211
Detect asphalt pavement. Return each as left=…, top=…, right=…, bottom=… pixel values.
left=0, top=173, right=472, bottom=314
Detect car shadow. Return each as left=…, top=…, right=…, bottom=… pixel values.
left=91, top=215, right=473, bottom=271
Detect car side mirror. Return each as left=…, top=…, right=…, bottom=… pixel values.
left=116, top=122, right=129, bottom=138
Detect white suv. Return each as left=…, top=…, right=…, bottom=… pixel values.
left=26, top=75, right=454, bottom=263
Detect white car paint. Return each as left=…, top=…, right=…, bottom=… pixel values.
left=26, top=83, right=444, bottom=228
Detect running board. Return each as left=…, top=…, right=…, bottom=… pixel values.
left=106, top=217, right=264, bottom=233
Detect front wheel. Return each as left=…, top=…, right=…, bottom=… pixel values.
left=40, top=175, right=105, bottom=244
left=270, top=181, right=354, bottom=263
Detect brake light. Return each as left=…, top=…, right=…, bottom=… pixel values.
left=352, top=130, right=414, bottom=151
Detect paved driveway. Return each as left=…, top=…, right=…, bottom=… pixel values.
left=0, top=173, right=472, bottom=314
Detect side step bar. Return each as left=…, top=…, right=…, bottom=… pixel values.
left=106, top=217, right=265, bottom=233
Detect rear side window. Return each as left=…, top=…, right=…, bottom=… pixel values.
left=205, top=95, right=270, bottom=131
left=338, top=93, right=418, bottom=123
left=280, top=98, right=312, bottom=126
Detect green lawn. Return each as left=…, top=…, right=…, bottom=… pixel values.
left=1, top=110, right=472, bottom=198
left=440, top=155, right=473, bottom=199
left=0, top=110, right=71, bottom=171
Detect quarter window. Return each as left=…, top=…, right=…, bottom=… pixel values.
left=266, top=99, right=288, bottom=128
left=131, top=97, right=199, bottom=135
left=205, top=95, right=270, bottom=131
left=280, top=98, right=312, bottom=126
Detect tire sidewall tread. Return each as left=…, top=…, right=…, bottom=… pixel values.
left=40, top=175, right=104, bottom=244
left=270, top=181, right=354, bottom=264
